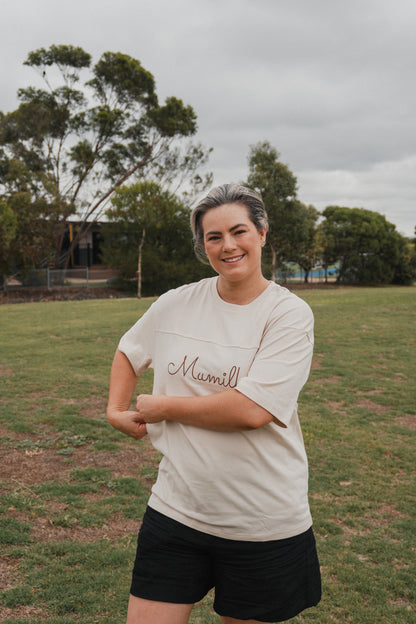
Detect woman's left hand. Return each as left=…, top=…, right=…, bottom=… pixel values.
left=136, top=394, right=167, bottom=424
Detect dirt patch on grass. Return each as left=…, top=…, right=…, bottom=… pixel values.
left=333, top=518, right=367, bottom=537
left=79, top=395, right=107, bottom=419
left=0, top=605, right=50, bottom=622
left=31, top=512, right=140, bottom=543
left=0, top=446, right=72, bottom=487
left=74, top=439, right=156, bottom=481
left=355, top=398, right=391, bottom=413
left=0, top=416, right=158, bottom=488
left=395, top=414, right=416, bottom=430
left=0, top=558, right=20, bottom=591
left=327, top=400, right=347, bottom=413
left=369, top=503, right=408, bottom=525
left=311, top=358, right=323, bottom=370
left=0, top=438, right=156, bottom=488
left=311, top=375, right=341, bottom=384
left=0, top=287, right=130, bottom=305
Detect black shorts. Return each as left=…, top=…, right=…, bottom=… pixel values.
left=130, top=507, right=321, bottom=622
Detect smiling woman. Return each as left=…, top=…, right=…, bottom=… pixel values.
left=107, top=183, right=321, bottom=624
left=201, top=203, right=267, bottom=304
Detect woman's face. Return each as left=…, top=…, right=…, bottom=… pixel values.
left=201, top=203, right=266, bottom=284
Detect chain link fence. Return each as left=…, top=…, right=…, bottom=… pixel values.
left=5, top=267, right=119, bottom=290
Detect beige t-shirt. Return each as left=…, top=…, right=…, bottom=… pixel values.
left=118, top=277, right=314, bottom=541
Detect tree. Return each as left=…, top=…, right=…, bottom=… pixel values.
left=105, top=181, right=179, bottom=297
left=0, top=45, right=211, bottom=269
left=0, top=199, right=17, bottom=284
left=294, top=203, right=320, bottom=282
left=320, top=205, right=415, bottom=284
left=0, top=158, right=60, bottom=279
left=391, top=235, right=416, bottom=285
left=246, top=141, right=299, bottom=279
left=101, top=181, right=213, bottom=297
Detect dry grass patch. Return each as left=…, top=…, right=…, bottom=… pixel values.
left=0, top=604, right=50, bottom=622
left=395, top=414, right=416, bottom=430
left=0, top=445, right=72, bottom=487
left=355, top=398, right=391, bottom=413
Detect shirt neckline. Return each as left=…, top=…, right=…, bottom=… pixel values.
left=211, top=277, right=273, bottom=309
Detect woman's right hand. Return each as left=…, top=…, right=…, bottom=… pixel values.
left=107, top=409, right=147, bottom=440
left=107, top=349, right=147, bottom=440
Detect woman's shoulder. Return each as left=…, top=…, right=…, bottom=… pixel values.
left=264, top=282, right=314, bottom=324
left=153, top=277, right=215, bottom=308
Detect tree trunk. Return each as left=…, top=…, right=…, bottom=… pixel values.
left=137, top=227, right=146, bottom=298
left=55, top=222, right=68, bottom=268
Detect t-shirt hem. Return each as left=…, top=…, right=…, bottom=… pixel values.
left=148, top=496, right=313, bottom=542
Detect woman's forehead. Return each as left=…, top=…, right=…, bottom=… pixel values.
left=201, top=203, right=250, bottom=229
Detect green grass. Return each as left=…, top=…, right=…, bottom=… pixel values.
left=0, top=287, right=415, bottom=623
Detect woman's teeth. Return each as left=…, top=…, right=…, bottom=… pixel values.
left=223, top=255, right=244, bottom=263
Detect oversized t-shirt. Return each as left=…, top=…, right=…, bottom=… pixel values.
left=118, top=277, right=314, bottom=541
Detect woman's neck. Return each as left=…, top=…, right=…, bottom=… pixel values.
left=216, top=275, right=270, bottom=305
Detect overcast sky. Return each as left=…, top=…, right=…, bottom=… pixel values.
left=1, top=0, right=415, bottom=236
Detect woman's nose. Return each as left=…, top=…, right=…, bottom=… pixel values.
left=222, top=234, right=236, bottom=251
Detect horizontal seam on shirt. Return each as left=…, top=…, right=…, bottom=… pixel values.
left=155, top=329, right=259, bottom=350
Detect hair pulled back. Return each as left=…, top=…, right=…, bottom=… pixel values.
left=190, top=183, right=268, bottom=263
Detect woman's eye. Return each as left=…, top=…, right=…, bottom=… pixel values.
left=235, top=229, right=246, bottom=235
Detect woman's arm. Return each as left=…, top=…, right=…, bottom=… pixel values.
left=136, top=391, right=286, bottom=431
left=107, top=349, right=147, bottom=439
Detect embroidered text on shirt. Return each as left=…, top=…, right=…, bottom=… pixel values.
left=168, top=355, right=240, bottom=389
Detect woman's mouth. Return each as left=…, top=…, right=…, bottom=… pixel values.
left=222, top=255, right=245, bottom=263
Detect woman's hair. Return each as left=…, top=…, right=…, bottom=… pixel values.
left=190, top=183, right=268, bottom=263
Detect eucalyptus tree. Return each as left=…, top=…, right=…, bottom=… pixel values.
left=0, top=44, right=211, bottom=269
left=246, top=141, right=299, bottom=279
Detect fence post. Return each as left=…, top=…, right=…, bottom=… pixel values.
left=47, top=267, right=50, bottom=290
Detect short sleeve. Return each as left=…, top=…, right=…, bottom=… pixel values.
left=236, top=298, right=314, bottom=426
left=118, top=303, right=158, bottom=375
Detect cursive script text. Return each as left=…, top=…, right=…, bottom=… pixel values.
left=168, top=355, right=240, bottom=389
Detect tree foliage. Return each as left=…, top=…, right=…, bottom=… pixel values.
left=0, top=158, right=60, bottom=280
left=101, top=182, right=213, bottom=296
left=246, top=141, right=306, bottom=279
left=0, top=45, right=211, bottom=270
left=0, top=200, right=18, bottom=281
left=321, top=206, right=416, bottom=284
left=293, top=203, right=320, bottom=282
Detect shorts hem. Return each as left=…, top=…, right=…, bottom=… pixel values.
left=130, top=579, right=209, bottom=606
left=214, top=597, right=321, bottom=623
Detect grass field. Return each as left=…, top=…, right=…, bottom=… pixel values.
left=0, top=286, right=415, bottom=623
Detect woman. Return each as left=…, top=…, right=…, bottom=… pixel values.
left=107, top=183, right=321, bottom=624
